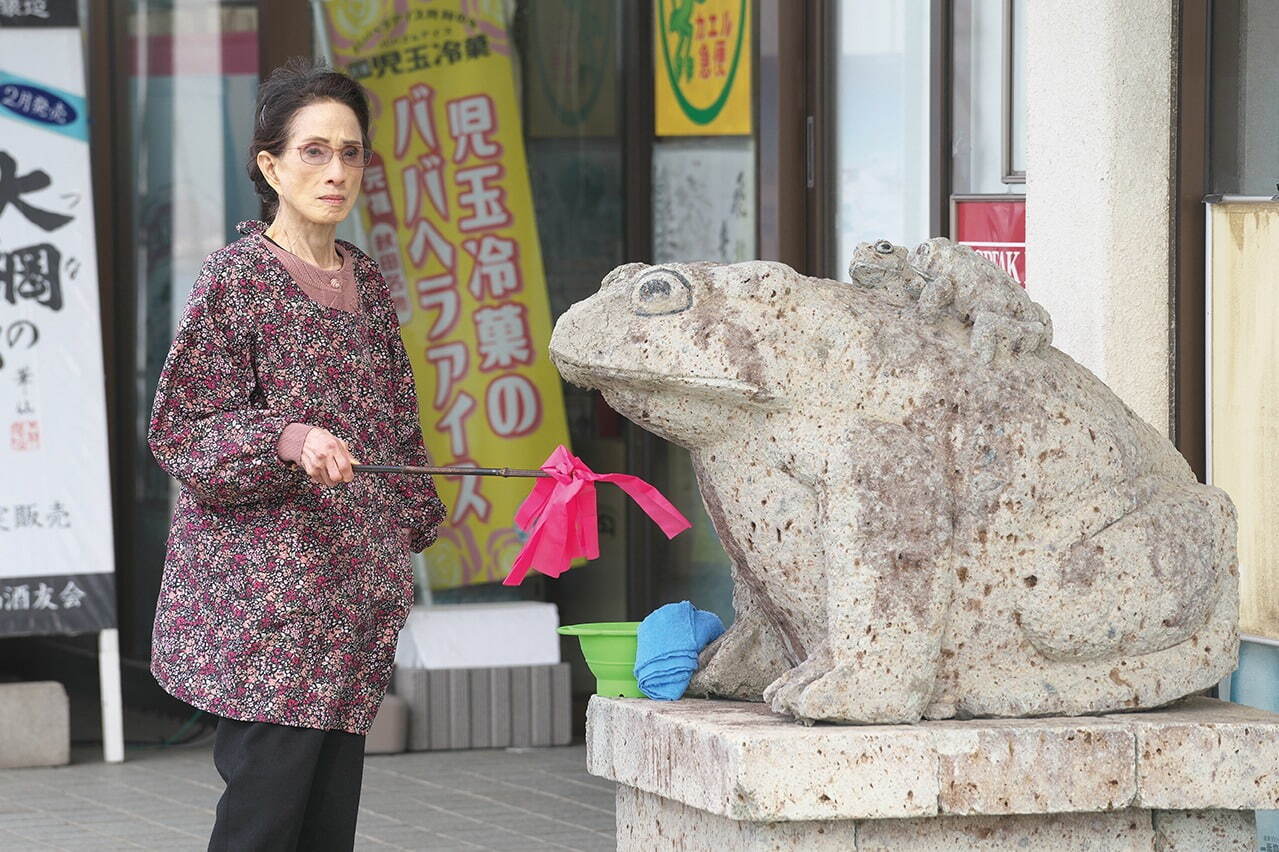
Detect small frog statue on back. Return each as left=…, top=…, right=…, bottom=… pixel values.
left=849, top=237, right=1052, bottom=364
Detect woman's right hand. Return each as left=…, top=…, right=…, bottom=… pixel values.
left=299, top=427, right=360, bottom=487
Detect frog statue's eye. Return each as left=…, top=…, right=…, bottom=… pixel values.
left=874, top=240, right=894, bottom=255
left=631, top=268, right=693, bottom=316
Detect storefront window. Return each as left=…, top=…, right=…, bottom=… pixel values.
left=1007, top=0, right=1025, bottom=180
left=829, top=0, right=932, bottom=277
left=952, top=0, right=1025, bottom=193
left=1210, top=0, right=1279, bottom=194
left=950, top=0, right=1025, bottom=286
left=126, top=1, right=260, bottom=652
left=1208, top=9, right=1279, bottom=843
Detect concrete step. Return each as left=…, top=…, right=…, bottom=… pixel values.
left=0, top=681, right=69, bottom=768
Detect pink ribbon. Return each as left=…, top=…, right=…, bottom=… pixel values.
left=502, top=445, right=692, bottom=586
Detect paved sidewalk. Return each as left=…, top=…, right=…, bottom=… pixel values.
left=0, top=740, right=615, bottom=851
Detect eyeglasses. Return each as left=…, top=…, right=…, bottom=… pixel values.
left=294, top=143, right=374, bottom=168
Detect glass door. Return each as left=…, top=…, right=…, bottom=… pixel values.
left=123, top=0, right=260, bottom=654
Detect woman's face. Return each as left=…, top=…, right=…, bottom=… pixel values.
left=259, top=99, right=364, bottom=227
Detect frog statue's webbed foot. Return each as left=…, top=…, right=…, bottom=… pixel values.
left=969, top=310, right=1053, bottom=365
left=686, top=598, right=791, bottom=701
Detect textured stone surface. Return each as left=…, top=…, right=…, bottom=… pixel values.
left=588, top=695, right=1279, bottom=821
left=616, top=785, right=855, bottom=851
left=0, top=681, right=69, bottom=769
left=1153, top=809, right=1256, bottom=851
left=1125, top=698, right=1279, bottom=810
left=587, top=698, right=938, bottom=821
left=620, top=787, right=1257, bottom=851
left=857, top=810, right=1155, bottom=851
left=550, top=245, right=1239, bottom=724
left=930, top=716, right=1135, bottom=815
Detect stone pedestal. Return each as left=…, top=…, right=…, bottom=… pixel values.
left=587, top=696, right=1277, bottom=850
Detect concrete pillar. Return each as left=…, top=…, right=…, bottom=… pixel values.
left=1026, top=1, right=1174, bottom=435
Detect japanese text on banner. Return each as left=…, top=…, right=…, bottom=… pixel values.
left=0, top=8, right=117, bottom=637
left=321, top=1, right=569, bottom=590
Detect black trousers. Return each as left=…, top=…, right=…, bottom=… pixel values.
left=208, top=717, right=366, bottom=852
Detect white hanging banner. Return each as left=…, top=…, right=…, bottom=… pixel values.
left=0, top=2, right=116, bottom=635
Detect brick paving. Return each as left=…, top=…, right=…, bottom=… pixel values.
left=0, top=740, right=615, bottom=851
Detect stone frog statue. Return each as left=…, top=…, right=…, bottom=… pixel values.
left=548, top=239, right=1239, bottom=725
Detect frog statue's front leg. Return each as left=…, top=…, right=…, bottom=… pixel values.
left=686, top=579, right=792, bottom=701
left=763, top=421, right=955, bottom=724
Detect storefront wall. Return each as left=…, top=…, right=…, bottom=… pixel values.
left=76, top=0, right=1262, bottom=741
left=1208, top=2, right=1279, bottom=846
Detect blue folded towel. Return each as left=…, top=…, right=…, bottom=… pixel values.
left=634, top=601, right=726, bottom=700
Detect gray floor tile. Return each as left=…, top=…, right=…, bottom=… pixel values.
left=0, top=742, right=613, bottom=849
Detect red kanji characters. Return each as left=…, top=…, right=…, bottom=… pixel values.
left=456, top=164, right=511, bottom=233
left=371, top=221, right=400, bottom=268
left=462, top=234, right=521, bottom=299
left=361, top=162, right=413, bottom=324
left=369, top=222, right=411, bottom=323
left=714, top=39, right=728, bottom=76
left=9, top=420, right=39, bottom=452
left=362, top=164, right=394, bottom=217
left=447, top=94, right=502, bottom=163
left=383, top=78, right=546, bottom=496
left=473, top=304, right=532, bottom=371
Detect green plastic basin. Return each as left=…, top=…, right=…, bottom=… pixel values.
left=557, top=622, right=644, bottom=698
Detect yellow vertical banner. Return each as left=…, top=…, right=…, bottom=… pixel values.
left=654, top=0, right=752, bottom=136
left=320, top=1, right=570, bottom=590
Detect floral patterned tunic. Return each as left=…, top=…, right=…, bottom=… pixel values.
left=148, top=220, right=445, bottom=735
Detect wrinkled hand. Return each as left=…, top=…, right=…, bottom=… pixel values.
left=299, top=427, right=359, bottom=487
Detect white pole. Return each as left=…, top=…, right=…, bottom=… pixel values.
left=99, top=629, right=125, bottom=763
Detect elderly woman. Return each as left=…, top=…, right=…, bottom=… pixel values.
left=148, top=60, right=444, bottom=850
